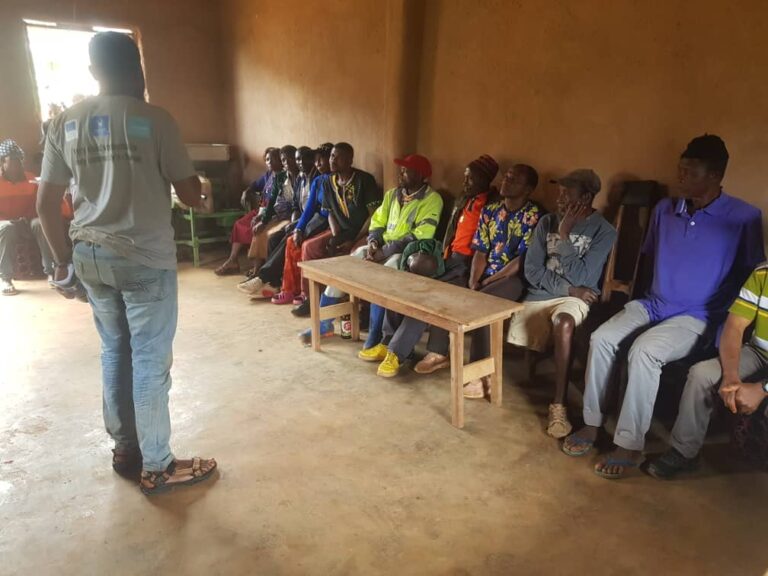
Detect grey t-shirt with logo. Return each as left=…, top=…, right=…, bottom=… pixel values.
left=41, top=95, right=196, bottom=270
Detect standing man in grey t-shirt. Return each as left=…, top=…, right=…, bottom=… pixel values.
left=37, top=32, right=216, bottom=495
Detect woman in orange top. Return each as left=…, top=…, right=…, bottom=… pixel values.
left=0, top=139, right=66, bottom=294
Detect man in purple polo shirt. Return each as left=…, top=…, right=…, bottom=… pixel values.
left=562, top=134, right=764, bottom=479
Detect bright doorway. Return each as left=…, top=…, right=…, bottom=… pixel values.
left=24, top=21, right=135, bottom=123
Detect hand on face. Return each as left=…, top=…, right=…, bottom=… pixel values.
left=558, top=197, right=591, bottom=238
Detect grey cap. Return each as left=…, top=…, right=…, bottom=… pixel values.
left=552, top=168, right=601, bottom=196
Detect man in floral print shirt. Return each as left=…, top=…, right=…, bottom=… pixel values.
left=508, top=169, right=617, bottom=439
left=469, top=166, right=542, bottom=290
left=380, top=164, right=542, bottom=390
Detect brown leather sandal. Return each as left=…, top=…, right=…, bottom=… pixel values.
left=112, top=448, right=142, bottom=475
left=140, top=457, right=217, bottom=495
left=214, top=262, right=240, bottom=276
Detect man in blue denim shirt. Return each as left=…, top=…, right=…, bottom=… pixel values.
left=36, top=32, right=217, bottom=495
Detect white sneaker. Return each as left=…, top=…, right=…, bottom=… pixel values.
left=237, top=276, right=264, bottom=295
left=250, top=283, right=279, bottom=300
left=0, top=278, right=18, bottom=296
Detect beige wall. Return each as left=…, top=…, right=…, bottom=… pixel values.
left=417, top=0, right=768, bottom=216
left=6, top=0, right=765, bottom=223
left=223, top=0, right=768, bottom=229
left=222, top=0, right=388, bottom=183
left=0, top=0, right=228, bottom=166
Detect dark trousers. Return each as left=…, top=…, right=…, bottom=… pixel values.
left=258, top=228, right=289, bottom=286
left=384, top=271, right=524, bottom=362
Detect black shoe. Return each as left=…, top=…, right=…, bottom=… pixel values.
left=291, top=299, right=310, bottom=317
left=646, top=448, right=699, bottom=480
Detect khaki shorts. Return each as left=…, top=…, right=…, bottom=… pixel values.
left=506, top=296, right=591, bottom=353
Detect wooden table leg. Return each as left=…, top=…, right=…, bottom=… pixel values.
left=450, top=329, right=465, bottom=428
left=309, top=279, right=322, bottom=351
left=490, top=319, right=503, bottom=406
left=349, top=295, right=360, bottom=341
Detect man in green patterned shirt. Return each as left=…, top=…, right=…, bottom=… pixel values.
left=648, top=263, right=768, bottom=479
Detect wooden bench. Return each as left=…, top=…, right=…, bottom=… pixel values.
left=299, top=256, right=523, bottom=428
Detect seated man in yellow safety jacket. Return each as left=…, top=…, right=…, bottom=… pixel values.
left=300, top=154, right=443, bottom=351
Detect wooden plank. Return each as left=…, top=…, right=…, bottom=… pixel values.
left=462, top=357, right=495, bottom=384
left=300, top=256, right=520, bottom=331
left=490, top=319, right=503, bottom=406
left=450, top=329, right=465, bottom=428
left=309, top=279, right=322, bottom=352
left=349, top=295, right=360, bottom=341
left=318, top=302, right=353, bottom=322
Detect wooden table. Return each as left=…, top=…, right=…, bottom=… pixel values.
left=299, top=256, right=523, bottom=428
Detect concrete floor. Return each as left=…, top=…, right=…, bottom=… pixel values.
left=1, top=258, right=767, bottom=576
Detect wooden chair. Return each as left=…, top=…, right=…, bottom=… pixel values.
left=601, top=180, right=660, bottom=303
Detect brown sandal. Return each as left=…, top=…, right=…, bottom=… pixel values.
left=214, top=262, right=240, bottom=276
left=140, top=457, right=217, bottom=495
left=112, top=448, right=142, bottom=475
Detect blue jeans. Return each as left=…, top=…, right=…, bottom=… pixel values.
left=74, top=242, right=177, bottom=472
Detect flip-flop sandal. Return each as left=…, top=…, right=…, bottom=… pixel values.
left=214, top=264, right=240, bottom=276
left=561, top=434, right=595, bottom=457
left=140, top=457, right=217, bottom=495
left=593, top=457, right=638, bottom=480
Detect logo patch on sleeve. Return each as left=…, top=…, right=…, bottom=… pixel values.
left=64, top=120, right=78, bottom=142
left=89, top=115, right=110, bottom=138
left=127, top=116, right=151, bottom=139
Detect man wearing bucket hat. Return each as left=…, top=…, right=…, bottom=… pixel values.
left=300, top=154, right=442, bottom=350
left=508, top=168, right=616, bottom=439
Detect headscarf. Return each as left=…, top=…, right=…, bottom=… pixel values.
left=0, top=139, right=24, bottom=160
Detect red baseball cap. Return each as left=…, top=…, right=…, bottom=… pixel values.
left=394, top=154, right=432, bottom=179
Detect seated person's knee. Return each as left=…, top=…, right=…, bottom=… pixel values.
left=627, top=334, right=659, bottom=364
left=406, top=253, right=438, bottom=277
left=553, top=312, right=575, bottom=330
left=686, top=357, right=721, bottom=390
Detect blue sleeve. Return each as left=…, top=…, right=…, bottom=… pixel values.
left=317, top=184, right=328, bottom=218
left=296, top=177, right=322, bottom=232
left=641, top=200, right=663, bottom=256
left=249, top=172, right=268, bottom=193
